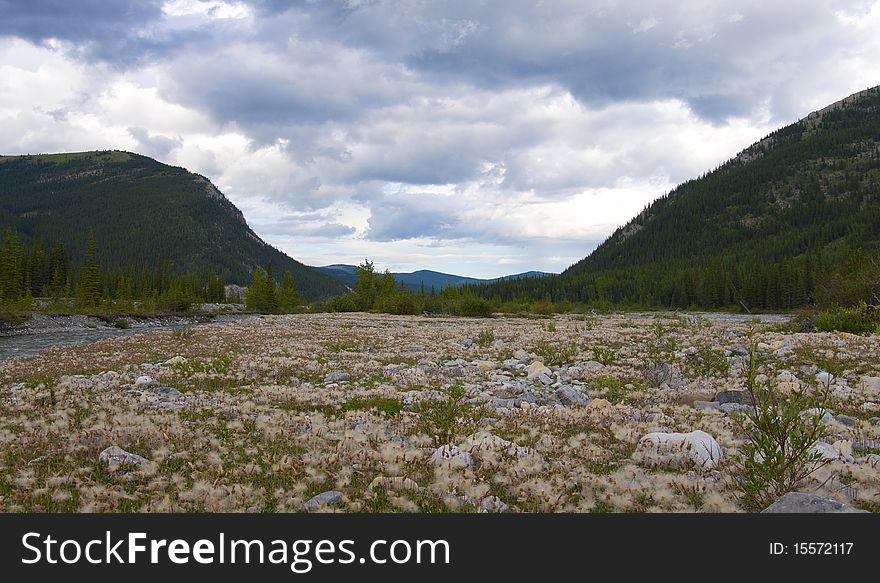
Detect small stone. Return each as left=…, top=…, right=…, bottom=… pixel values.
left=557, top=385, right=590, bottom=407
left=816, top=371, right=834, bottom=386
left=431, top=444, right=473, bottom=467
left=324, top=371, right=351, bottom=383
left=99, top=445, right=149, bottom=468
left=835, top=414, right=859, bottom=428
left=812, top=440, right=854, bottom=463
left=480, top=496, right=509, bottom=513
left=635, top=430, right=723, bottom=469
left=526, top=361, right=552, bottom=380
left=714, top=390, right=753, bottom=405
left=586, top=398, right=611, bottom=411
left=302, top=490, right=343, bottom=511
left=762, top=492, right=866, bottom=513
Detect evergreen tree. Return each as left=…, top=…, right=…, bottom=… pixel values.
left=78, top=232, right=103, bottom=306
left=277, top=270, right=300, bottom=313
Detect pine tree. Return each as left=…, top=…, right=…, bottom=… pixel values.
left=277, top=270, right=300, bottom=313
left=0, top=229, right=22, bottom=303
left=78, top=232, right=103, bottom=306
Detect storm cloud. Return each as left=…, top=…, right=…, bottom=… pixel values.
left=1, top=0, right=879, bottom=276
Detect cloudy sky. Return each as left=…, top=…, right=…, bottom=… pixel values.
left=2, top=1, right=879, bottom=277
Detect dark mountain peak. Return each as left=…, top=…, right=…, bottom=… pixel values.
left=0, top=150, right=346, bottom=298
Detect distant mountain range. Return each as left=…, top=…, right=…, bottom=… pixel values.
left=316, top=264, right=553, bottom=291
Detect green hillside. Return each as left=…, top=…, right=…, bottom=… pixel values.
left=474, top=86, right=880, bottom=310
left=0, top=151, right=346, bottom=299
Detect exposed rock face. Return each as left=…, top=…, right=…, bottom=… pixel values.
left=762, top=492, right=867, bottom=513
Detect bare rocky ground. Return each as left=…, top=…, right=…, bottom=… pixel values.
left=1, top=311, right=879, bottom=513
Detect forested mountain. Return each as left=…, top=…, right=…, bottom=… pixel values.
left=473, top=86, right=880, bottom=310
left=0, top=151, right=346, bottom=298
left=317, top=264, right=553, bottom=291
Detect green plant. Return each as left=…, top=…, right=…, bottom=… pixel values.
left=415, top=385, right=482, bottom=446
left=342, top=397, right=402, bottom=416
left=814, top=302, right=879, bottom=334
left=684, top=345, right=730, bottom=378
left=591, top=344, right=617, bottom=365
left=590, top=375, right=641, bottom=404
left=476, top=329, right=496, bottom=348
left=731, top=338, right=831, bottom=511
left=454, top=296, right=495, bottom=317
left=114, top=318, right=129, bottom=329
left=531, top=341, right=577, bottom=367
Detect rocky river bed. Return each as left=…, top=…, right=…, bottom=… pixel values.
left=0, top=311, right=878, bottom=513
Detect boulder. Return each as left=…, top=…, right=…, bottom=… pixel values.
left=635, top=430, right=723, bottom=469
left=99, top=445, right=149, bottom=468
left=762, top=492, right=866, bottom=513
left=693, top=400, right=723, bottom=411
left=714, top=390, right=753, bottom=405
left=134, top=375, right=154, bottom=387
left=557, top=385, right=590, bottom=407
left=324, top=371, right=351, bottom=383
left=812, top=440, right=854, bottom=463
left=480, top=496, right=510, bottom=513
left=302, top=490, right=343, bottom=511
left=430, top=444, right=473, bottom=467
left=526, top=361, right=552, bottom=380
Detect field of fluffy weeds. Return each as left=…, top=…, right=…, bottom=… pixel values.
left=1, top=312, right=879, bottom=513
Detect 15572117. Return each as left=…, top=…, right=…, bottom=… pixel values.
left=770, top=542, right=855, bottom=556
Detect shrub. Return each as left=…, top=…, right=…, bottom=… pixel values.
left=114, top=318, right=129, bottom=329
left=415, top=385, right=482, bottom=446
left=531, top=341, right=577, bottom=366
left=476, top=328, right=495, bottom=348
left=730, top=339, right=831, bottom=511
left=454, top=296, right=495, bottom=317
left=327, top=293, right=359, bottom=312
left=814, top=302, right=879, bottom=334
left=377, top=292, right=422, bottom=315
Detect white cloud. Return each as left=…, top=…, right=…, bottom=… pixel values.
left=1, top=1, right=879, bottom=276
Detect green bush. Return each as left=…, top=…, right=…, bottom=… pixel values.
left=377, top=292, right=422, bottom=315
left=731, top=339, right=831, bottom=511
left=814, top=302, right=879, bottom=334
left=531, top=340, right=577, bottom=366
left=114, top=318, right=129, bottom=329
left=327, top=293, right=359, bottom=312
left=453, top=296, right=495, bottom=317
left=476, top=328, right=495, bottom=348
left=415, top=385, right=482, bottom=446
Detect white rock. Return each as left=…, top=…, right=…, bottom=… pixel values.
left=860, top=376, right=880, bottom=396
left=635, top=430, right=723, bottom=469
left=526, top=361, right=552, bottom=380
left=812, top=441, right=854, bottom=463
left=134, top=375, right=154, bottom=386
left=480, top=496, right=509, bottom=513
left=816, top=371, right=834, bottom=386
left=430, top=444, right=473, bottom=468
left=99, top=445, right=149, bottom=468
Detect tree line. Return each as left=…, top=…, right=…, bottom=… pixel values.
left=0, top=228, right=229, bottom=313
